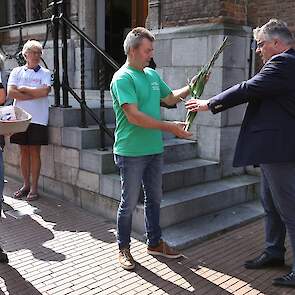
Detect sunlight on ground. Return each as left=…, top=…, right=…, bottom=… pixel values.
left=1, top=195, right=266, bottom=295
left=190, top=266, right=264, bottom=294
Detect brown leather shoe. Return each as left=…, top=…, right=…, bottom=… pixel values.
left=118, top=248, right=135, bottom=270
left=147, top=240, right=182, bottom=259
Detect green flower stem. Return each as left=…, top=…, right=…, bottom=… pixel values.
left=184, top=37, right=229, bottom=132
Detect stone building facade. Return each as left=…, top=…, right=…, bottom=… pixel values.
left=148, top=0, right=295, bottom=176
left=1, top=0, right=294, bottom=194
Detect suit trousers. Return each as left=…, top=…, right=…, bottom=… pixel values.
left=261, top=162, right=295, bottom=271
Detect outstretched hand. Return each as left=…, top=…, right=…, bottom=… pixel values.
left=185, top=98, right=210, bottom=112
left=167, top=121, right=192, bottom=139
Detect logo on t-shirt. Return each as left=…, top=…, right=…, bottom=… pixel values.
left=151, top=81, right=160, bottom=91
left=19, top=76, right=42, bottom=86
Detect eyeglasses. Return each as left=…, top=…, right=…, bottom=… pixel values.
left=27, top=50, right=42, bottom=56
left=256, top=41, right=266, bottom=49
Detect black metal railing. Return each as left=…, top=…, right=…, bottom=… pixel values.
left=0, top=18, right=52, bottom=69
left=55, top=0, right=119, bottom=149
left=0, top=0, right=119, bottom=150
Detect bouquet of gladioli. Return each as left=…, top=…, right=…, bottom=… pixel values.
left=185, top=36, right=229, bottom=131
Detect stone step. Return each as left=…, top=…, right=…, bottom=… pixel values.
left=80, top=147, right=115, bottom=174
left=160, top=175, right=259, bottom=227
left=161, top=200, right=264, bottom=250
left=80, top=138, right=199, bottom=174
left=49, top=89, right=112, bottom=106
left=61, top=125, right=184, bottom=151
left=163, top=138, right=198, bottom=163
left=61, top=124, right=115, bottom=150
left=162, top=158, right=220, bottom=191
left=131, top=175, right=260, bottom=233
left=100, top=158, right=221, bottom=197
left=49, top=106, right=115, bottom=127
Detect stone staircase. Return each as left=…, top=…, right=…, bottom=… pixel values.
left=4, top=92, right=263, bottom=249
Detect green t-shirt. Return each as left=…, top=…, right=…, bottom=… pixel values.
left=110, top=65, right=172, bottom=157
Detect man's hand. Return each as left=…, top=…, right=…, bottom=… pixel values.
left=161, top=73, right=211, bottom=107
left=189, top=72, right=211, bottom=87
left=185, top=98, right=210, bottom=112
left=166, top=121, right=192, bottom=139
left=122, top=104, right=191, bottom=138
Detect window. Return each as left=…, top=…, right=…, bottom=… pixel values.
left=14, top=0, right=26, bottom=23
left=13, top=0, right=50, bottom=23
left=0, top=0, right=8, bottom=26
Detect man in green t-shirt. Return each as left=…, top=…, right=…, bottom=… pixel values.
left=111, top=27, right=196, bottom=270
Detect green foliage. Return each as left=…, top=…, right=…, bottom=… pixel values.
left=185, top=37, right=229, bottom=131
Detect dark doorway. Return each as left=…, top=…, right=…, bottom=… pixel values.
left=105, top=0, right=149, bottom=66
left=105, top=0, right=132, bottom=66
left=103, top=0, right=148, bottom=87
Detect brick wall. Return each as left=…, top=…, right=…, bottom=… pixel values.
left=220, top=0, right=247, bottom=24
left=160, top=0, right=247, bottom=27
left=247, top=0, right=295, bottom=33
left=160, top=0, right=295, bottom=33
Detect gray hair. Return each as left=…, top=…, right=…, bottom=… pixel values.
left=123, top=27, right=155, bottom=55
left=253, top=19, right=294, bottom=44
left=22, top=40, right=43, bottom=58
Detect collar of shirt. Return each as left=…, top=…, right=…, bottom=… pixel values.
left=24, top=65, right=41, bottom=72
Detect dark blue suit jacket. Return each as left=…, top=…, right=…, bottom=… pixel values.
left=208, top=48, right=295, bottom=167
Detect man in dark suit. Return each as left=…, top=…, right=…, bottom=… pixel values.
left=186, top=19, right=295, bottom=287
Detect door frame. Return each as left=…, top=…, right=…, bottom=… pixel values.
left=96, top=0, right=149, bottom=49
left=131, top=0, right=148, bottom=28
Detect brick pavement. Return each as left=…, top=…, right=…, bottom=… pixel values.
left=0, top=178, right=294, bottom=295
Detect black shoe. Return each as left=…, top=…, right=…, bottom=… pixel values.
left=244, top=252, right=284, bottom=269
left=273, top=271, right=295, bottom=287
left=0, top=249, right=8, bottom=263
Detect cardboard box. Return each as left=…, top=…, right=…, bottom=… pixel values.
left=0, top=106, right=32, bottom=135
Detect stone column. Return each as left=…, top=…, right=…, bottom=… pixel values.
left=70, top=0, right=79, bottom=26
left=78, top=0, right=96, bottom=40
left=152, top=23, right=252, bottom=177
left=68, top=0, right=98, bottom=89
left=7, top=0, right=15, bottom=25
left=96, top=0, right=105, bottom=49
left=146, top=0, right=161, bottom=30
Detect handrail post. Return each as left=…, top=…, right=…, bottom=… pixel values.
left=99, top=57, right=106, bottom=151
left=16, top=26, right=26, bottom=66
left=52, top=0, right=61, bottom=106
left=80, top=37, right=87, bottom=128
left=61, top=0, right=70, bottom=108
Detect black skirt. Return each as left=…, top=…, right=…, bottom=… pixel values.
left=10, top=123, right=48, bottom=145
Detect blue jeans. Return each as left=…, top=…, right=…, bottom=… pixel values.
left=115, top=153, right=163, bottom=249
left=261, top=163, right=295, bottom=271
left=0, top=150, right=4, bottom=211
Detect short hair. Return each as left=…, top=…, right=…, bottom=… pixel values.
left=253, top=19, right=294, bottom=44
left=123, top=27, right=155, bottom=55
left=22, top=40, right=43, bottom=58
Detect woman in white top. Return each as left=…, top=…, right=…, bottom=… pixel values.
left=7, top=40, right=51, bottom=201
